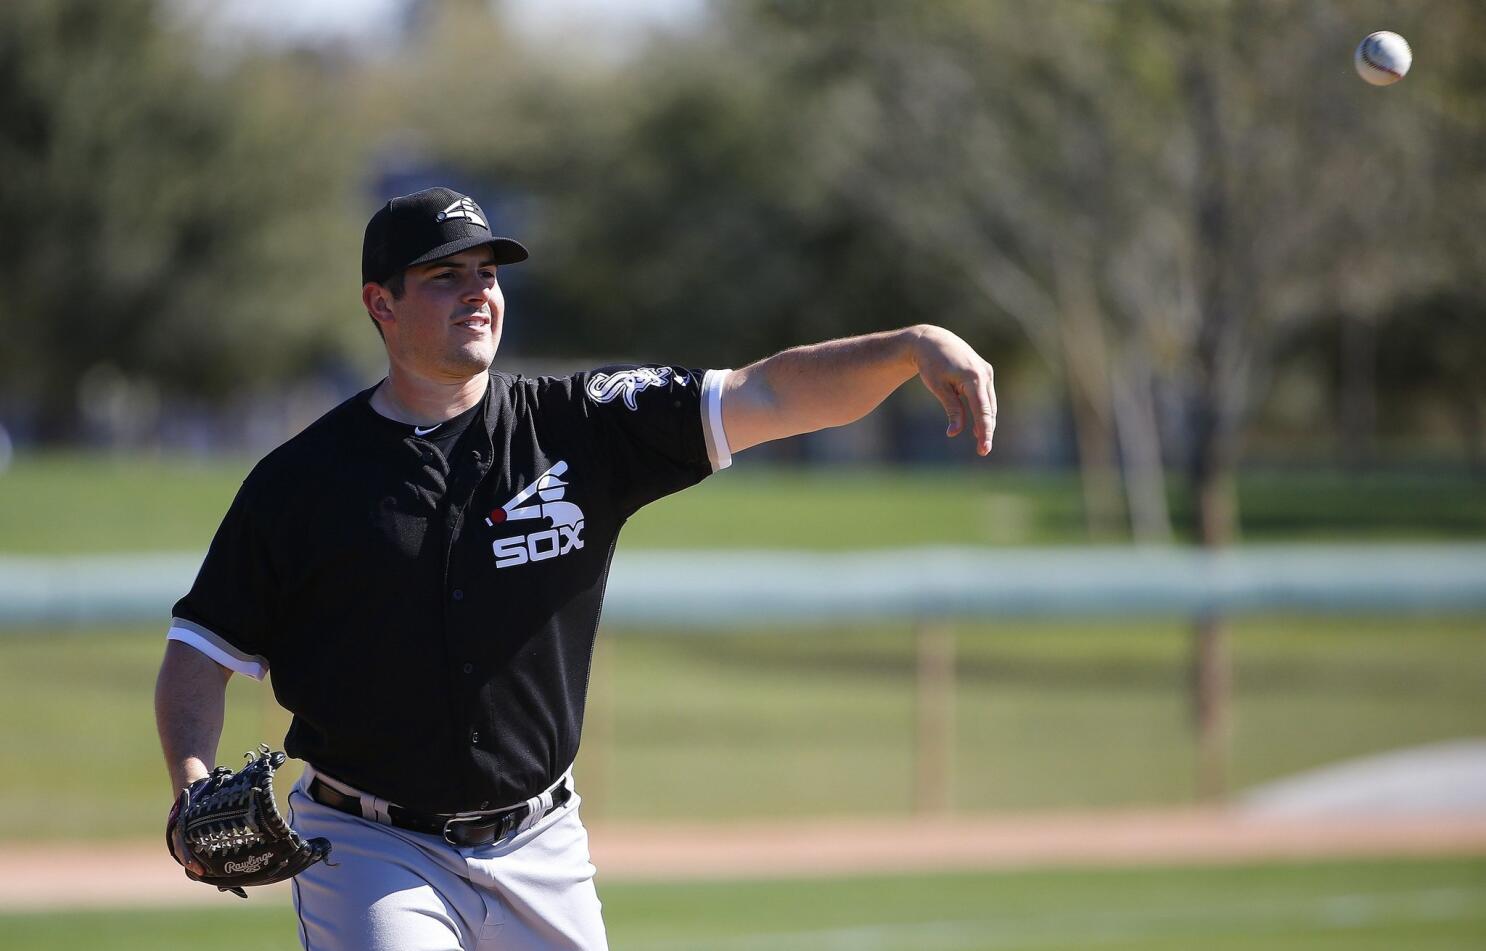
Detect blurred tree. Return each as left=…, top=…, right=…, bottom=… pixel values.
left=372, top=0, right=1024, bottom=399
left=1283, top=292, right=1486, bottom=472
left=0, top=0, right=370, bottom=442
left=703, top=0, right=1182, bottom=538
left=20, top=0, right=1473, bottom=475
left=711, top=0, right=1486, bottom=544
left=1162, top=0, right=1486, bottom=541
left=1298, top=6, right=1486, bottom=470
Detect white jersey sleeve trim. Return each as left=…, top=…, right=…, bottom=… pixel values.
left=167, top=618, right=269, bottom=681
left=701, top=368, right=734, bottom=472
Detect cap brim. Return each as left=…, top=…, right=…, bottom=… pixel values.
left=406, top=234, right=529, bottom=270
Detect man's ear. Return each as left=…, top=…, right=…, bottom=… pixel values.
left=362, top=282, right=395, bottom=329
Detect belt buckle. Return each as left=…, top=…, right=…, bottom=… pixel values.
left=441, top=809, right=518, bottom=847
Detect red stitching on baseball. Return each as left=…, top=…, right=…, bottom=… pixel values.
left=1361, top=36, right=1404, bottom=78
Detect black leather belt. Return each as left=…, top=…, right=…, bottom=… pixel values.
left=308, top=776, right=572, bottom=847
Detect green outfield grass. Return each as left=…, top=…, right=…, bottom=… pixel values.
left=2, top=615, right=1482, bottom=839
left=2, top=453, right=1485, bottom=553
left=4, top=858, right=1484, bottom=950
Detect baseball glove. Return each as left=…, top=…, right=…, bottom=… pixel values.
left=166, top=746, right=332, bottom=898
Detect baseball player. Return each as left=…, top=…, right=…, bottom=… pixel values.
left=154, top=186, right=997, bottom=949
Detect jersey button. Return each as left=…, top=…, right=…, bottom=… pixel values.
left=452, top=588, right=464, bottom=602
left=462, top=662, right=474, bottom=674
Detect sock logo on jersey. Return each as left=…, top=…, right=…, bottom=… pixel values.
left=585, top=367, right=687, bottom=411
left=486, top=461, right=585, bottom=569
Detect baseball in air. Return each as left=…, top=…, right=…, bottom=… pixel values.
left=1355, top=31, right=1412, bottom=86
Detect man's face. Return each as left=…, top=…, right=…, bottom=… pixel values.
left=375, top=247, right=505, bottom=380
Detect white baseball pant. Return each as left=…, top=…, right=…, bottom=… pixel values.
left=287, top=766, right=609, bottom=950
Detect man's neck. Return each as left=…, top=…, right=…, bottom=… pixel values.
left=370, top=370, right=489, bottom=426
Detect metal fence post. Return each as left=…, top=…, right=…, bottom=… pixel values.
left=913, top=620, right=956, bottom=815
left=1192, top=613, right=1231, bottom=800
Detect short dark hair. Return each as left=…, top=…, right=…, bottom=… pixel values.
left=384, top=271, right=407, bottom=300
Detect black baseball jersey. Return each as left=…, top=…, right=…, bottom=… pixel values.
left=169, top=366, right=732, bottom=814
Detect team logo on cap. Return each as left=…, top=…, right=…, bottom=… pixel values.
left=436, top=197, right=487, bottom=229
left=486, top=461, right=584, bottom=569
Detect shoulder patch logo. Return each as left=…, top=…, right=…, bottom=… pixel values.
left=486, top=461, right=585, bottom=569
left=586, top=367, right=676, bottom=411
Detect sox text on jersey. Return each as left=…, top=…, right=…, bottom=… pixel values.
left=485, top=461, right=585, bottom=568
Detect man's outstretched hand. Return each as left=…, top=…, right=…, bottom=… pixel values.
left=721, top=324, right=999, bottom=455
left=910, top=326, right=997, bottom=456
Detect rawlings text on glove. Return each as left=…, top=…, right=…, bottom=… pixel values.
left=166, top=746, right=332, bottom=898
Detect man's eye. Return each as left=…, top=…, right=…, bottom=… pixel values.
left=480, top=270, right=496, bottom=280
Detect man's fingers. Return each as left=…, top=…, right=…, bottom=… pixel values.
left=935, top=384, right=965, bottom=437
left=965, top=376, right=991, bottom=455
left=924, top=355, right=997, bottom=453
left=171, top=823, right=204, bottom=875
left=979, top=371, right=997, bottom=455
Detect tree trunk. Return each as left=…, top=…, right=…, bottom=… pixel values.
left=1182, top=41, right=1245, bottom=801
left=1191, top=613, right=1231, bottom=800
left=1112, top=352, right=1173, bottom=544
left=1056, top=261, right=1126, bottom=541
left=1449, top=391, right=1485, bottom=476
left=1340, top=311, right=1377, bottom=472
left=1067, top=381, right=1123, bottom=541
left=1183, top=47, right=1247, bottom=551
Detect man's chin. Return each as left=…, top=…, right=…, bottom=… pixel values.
left=448, top=344, right=496, bottom=375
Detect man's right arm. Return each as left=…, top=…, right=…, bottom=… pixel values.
left=155, top=640, right=233, bottom=872
left=155, top=639, right=234, bottom=792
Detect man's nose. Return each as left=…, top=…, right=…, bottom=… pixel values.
left=463, top=277, right=491, bottom=303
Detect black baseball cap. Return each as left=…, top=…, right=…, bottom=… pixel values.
left=361, top=186, right=528, bottom=286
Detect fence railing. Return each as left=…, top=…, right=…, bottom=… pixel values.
left=7, top=544, right=1485, bottom=628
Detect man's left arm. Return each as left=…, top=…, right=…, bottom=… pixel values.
left=721, top=325, right=997, bottom=456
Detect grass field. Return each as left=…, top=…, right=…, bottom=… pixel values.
left=3, top=858, right=1484, bottom=950
left=3, top=453, right=1486, bottom=553
left=2, top=614, right=1482, bottom=839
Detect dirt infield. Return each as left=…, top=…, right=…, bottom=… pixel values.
left=5, top=810, right=1486, bottom=911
